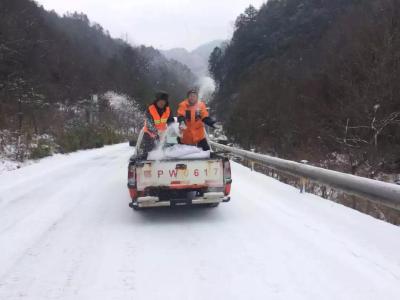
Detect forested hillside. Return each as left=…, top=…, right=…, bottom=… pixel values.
left=209, top=0, right=400, bottom=175
left=0, top=0, right=195, bottom=162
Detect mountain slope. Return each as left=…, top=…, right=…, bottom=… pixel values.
left=0, top=0, right=195, bottom=158
left=162, top=40, right=225, bottom=76
left=209, top=0, right=400, bottom=174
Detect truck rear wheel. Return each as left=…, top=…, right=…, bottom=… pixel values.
left=129, top=201, right=142, bottom=211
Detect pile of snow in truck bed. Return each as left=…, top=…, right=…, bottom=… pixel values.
left=147, top=144, right=210, bottom=160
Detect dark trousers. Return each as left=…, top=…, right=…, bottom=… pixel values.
left=141, top=132, right=156, bottom=158
left=178, top=137, right=210, bottom=151
left=197, top=138, right=210, bottom=151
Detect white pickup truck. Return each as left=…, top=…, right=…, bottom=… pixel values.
left=127, top=129, right=232, bottom=210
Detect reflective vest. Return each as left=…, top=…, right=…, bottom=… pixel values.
left=177, top=99, right=209, bottom=144
left=143, top=105, right=171, bottom=137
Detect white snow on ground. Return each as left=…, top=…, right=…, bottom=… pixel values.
left=0, top=158, right=29, bottom=174
left=0, top=143, right=399, bottom=300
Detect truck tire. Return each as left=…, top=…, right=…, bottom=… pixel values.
left=133, top=205, right=142, bottom=211
left=129, top=201, right=142, bottom=211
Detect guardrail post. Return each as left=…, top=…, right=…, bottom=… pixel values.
left=321, top=186, right=327, bottom=199
left=250, top=149, right=255, bottom=171
left=299, top=160, right=309, bottom=193
left=300, top=178, right=307, bottom=193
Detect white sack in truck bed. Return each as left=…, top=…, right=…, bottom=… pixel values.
left=147, top=144, right=210, bottom=161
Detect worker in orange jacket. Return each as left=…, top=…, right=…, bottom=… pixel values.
left=142, top=91, right=174, bottom=156
left=177, top=89, right=219, bottom=151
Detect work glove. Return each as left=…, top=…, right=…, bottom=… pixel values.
left=158, top=131, right=167, bottom=141
left=179, top=121, right=187, bottom=130
left=213, top=122, right=223, bottom=130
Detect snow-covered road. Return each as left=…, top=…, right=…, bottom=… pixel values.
left=1, top=143, right=399, bottom=300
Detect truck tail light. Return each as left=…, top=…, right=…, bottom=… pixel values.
left=223, top=160, right=232, bottom=196
left=128, top=165, right=136, bottom=186
left=128, top=165, right=138, bottom=200
left=224, top=183, right=231, bottom=196
left=223, top=160, right=231, bottom=180
left=129, top=188, right=138, bottom=200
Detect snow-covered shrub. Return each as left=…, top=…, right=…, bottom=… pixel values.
left=30, top=135, right=57, bottom=159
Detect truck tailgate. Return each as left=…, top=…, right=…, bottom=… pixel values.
left=136, top=159, right=223, bottom=190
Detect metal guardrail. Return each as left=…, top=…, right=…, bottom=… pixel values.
left=210, top=141, right=400, bottom=211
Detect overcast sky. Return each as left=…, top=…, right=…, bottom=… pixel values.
left=36, top=0, right=266, bottom=51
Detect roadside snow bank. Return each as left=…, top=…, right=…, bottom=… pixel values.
left=0, top=158, right=31, bottom=174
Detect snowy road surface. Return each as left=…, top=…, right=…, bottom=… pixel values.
left=0, top=143, right=399, bottom=300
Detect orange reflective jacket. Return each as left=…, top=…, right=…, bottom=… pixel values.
left=143, top=104, right=171, bottom=138
left=177, top=99, right=209, bottom=144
